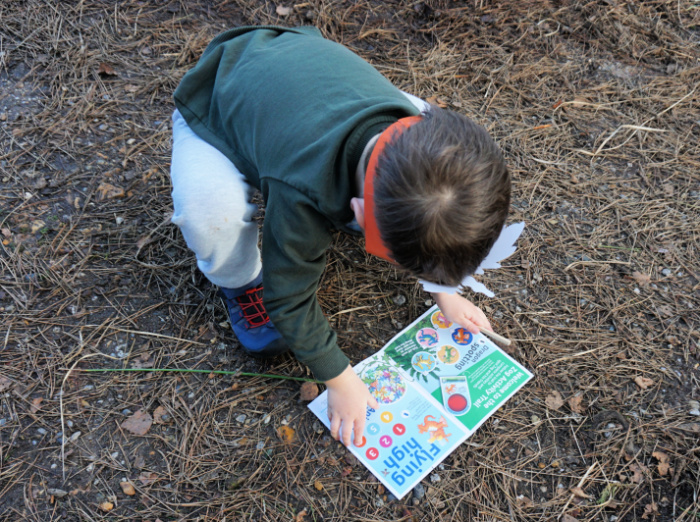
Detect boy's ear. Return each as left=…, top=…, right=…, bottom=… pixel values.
left=350, top=197, right=365, bottom=230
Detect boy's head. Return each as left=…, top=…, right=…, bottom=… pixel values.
left=371, top=106, right=511, bottom=287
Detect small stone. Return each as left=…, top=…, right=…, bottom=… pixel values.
left=70, top=431, right=81, bottom=442
left=47, top=488, right=68, bottom=498
left=662, top=268, right=671, bottom=276
left=375, top=498, right=385, bottom=508
left=531, top=415, right=541, bottom=424
left=690, top=409, right=700, bottom=417
left=393, top=294, right=407, bottom=306
left=413, top=483, right=425, bottom=499
left=120, top=481, right=136, bottom=496
left=430, top=473, right=441, bottom=483
left=689, top=400, right=700, bottom=410
left=256, top=441, right=265, bottom=450
left=412, top=498, right=420, bottom=506
left=236, top=414, right=247, bottom=423
left=37, top=428, right=48, bottom=435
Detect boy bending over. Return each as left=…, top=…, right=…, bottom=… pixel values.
left=171, top=26, right=510, bottom=447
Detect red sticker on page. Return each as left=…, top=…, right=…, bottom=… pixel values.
left=447, top=394, right=468, bottom=413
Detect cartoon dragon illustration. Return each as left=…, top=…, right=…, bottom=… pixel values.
left=442, top=346, right=458, bottom=363
left=417, top=415, right=452, bottom=444
left=417, top=329, right=438, bottom=346
left=413, top=354, right=434, bottom=371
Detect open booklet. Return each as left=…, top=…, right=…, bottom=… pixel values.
left=308, top=304, right=533, bottom=499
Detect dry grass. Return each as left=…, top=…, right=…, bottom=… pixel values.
left=0, top=1, right=699, bottom=520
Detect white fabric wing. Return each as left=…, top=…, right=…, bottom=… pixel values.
left=473, top=222, right=525, bottom=276
left=420, top=222, right=525, bottom=297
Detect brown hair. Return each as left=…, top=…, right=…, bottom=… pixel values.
left=373, top=106, right=511, bottom=287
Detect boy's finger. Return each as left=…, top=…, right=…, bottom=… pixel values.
left=368, top=395, right=379, bottom=409
left=462, top=318, right=479, bottom=335
left=330, top=415, right=341, bottom=440
left=353, top=418, right=366, bottom=446
left=341, top=421, right=353, bottom=446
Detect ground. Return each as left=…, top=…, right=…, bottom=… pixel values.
left=0, top=1, right=698, bottom=521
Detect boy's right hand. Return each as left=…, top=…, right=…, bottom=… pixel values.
left=325, top=365, right=379, bottom=447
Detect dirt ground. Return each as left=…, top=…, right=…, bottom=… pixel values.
left=1, top=1, right=698, bottom=521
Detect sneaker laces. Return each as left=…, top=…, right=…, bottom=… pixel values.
left=235, top=285, right=271, bottom=328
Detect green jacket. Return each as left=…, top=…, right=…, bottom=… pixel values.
left=174, top=26, right=419, bottom=381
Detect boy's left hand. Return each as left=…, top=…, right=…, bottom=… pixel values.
left=432, top=292, right=492, bottom=335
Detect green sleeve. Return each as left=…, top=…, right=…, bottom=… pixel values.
left=260, top=180, right=350, bottom=382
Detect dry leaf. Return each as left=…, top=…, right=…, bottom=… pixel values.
left=631, top=271, right=651, bottom=286
left=515, top=495, right=534, bottom=508
left=97, top=63, right=116, bottom=76
left=1, top=228, right=11, bottom=237
left=561, top=515, right=579, bottom=522
left=545, top=390, right=565, bottom=410
left=120, top=481, right=136, bottom=496
left=568, top=395, right=584, bottom=414
left=97, top=183, right=125, bottom=200
left=30, top=220, right=46, bottom=234
left=0, top=375, right=14, bottom=392
left=634, top=376, right=654, bottom=390
left=340, top=466, right=353, bottom=477
left=570, top=487, right=591, bottom=499
left=313, top=480, right=323, bottom=491
left=138, top=472, right=158, bottom=485
left=629, top=463, right=647, bottom=483
left=152, top=405, right=168, bottom=424
left=124, top=84, right=139, bottom=93
left=299, top=382, right=319, bottom=401
left=135, top=234, right=152, bottom=251
left=121, top=409, right=153, bottom=436
left=426, top=95, right=449, bottom=108
left=277, top=425, right=296, bottom=444
left=31, top=397, right=43, bottom=413
left=642, top=502, right=658, bottom=519
left=652, top=451, right=671, bottom=476
left=295, top=507, right=308, bottom=522
left=276, top=5, right=292, bottom=16
left=98, top=501, right=114, bottom=512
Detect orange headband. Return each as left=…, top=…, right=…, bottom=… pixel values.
left=363, top=115, right=422, bottom=262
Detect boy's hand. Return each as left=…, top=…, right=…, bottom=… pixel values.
left=432, top=292, right=492, bottom=335
left=325, top=365, right=379, bottom=447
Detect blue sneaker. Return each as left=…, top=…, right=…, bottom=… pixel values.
left=219, top=273, right=289, bottom=358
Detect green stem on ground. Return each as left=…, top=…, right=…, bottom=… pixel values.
left=79, top=368, right=319, bottom=383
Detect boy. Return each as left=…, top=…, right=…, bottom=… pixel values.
left=170, top=26, right=510, bottom=448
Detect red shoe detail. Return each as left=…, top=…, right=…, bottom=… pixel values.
left=235, top=285, right=270, bottom=328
